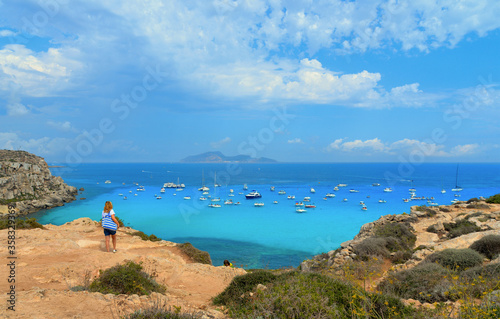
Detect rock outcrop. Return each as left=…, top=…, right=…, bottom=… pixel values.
left=0, top=150, right=78, bottom=216
left=300, top=202, right=500, bottom=272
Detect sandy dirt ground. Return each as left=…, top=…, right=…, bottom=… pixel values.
left=0, top=218, right=246, bottom=319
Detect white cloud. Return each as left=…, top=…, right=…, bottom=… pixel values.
left=6, top=101, right=29, bottom=116
left=324, top=138, right=480, bottom=157
left=0, top=29, right=16, bottom=37
left=210, top=137, right=231, bottom=149
left=47, top=121, right=77, bottom=133
left=0, top=132, right=71, bottom=157
left=288, top=138, right=303, bottom=144
left=0, top=44, right=83, bottom=97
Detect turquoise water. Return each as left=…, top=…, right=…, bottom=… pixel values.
left=31, top=163, right=500, bottom=269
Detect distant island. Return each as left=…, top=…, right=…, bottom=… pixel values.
left=180, top=151, right=277, bottom=163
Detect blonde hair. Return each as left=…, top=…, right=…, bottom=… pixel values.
left=103, top=201, right=113, bottom=213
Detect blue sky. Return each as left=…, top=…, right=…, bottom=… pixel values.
left=0, top=0, right=499, bottom=163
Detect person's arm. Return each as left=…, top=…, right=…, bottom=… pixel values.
left=111, top=213, right=119, bottom=229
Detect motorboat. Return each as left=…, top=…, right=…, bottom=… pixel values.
left=224, top=199, right=233, bottom=205
left=156, top=196, right=162, bottom=200
left=295, top=202, right=304, bottom=206
left=349, top=189, right=359, bottom=193
left=254, top=202, right=264, bottom=207
left=303, top=197, right=311, bottom=202
left=208, top=203, right=221, bottom=208
left=383, top=188, right=393, bottom=192
left=310, top=188, right=316, bottom=193
left=372, top=183, right=380, bottom=186
left=304, top=204, right=316, bottom=208
left=184, top=196, right=191, bottom=200
left=325, top=193, right=335, bottom=198
left=273, top=200, right=278, bottom=204
left=378, top=199, right=386, bottom=203
left=295, top=208, right=307, bottom=213
left=278, top=190, right=286, bottom=195
left=270, top=186, right=275, bottom=191
left=287, top=195, right=295, bottom=199
left=245, top=191, right=262, bottom=199
left=199, top=197, right=207, bottom=201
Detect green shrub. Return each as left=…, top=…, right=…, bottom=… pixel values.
left=217, top=271, right=414, bottom=318
left=469, top=235, right=500, bottom=260
left=89, top=261, right=165, bottom=295
left=125, top=305, right=201, bottom=319
left=374, top=222, right=416, bottom=250
left=177, top=242, right=212, bottom=265
left=353, top=238, right=390, bottom=259
left=131, top=231, right=162, bottom=242
left=485, top=194, right=500, bottom=204
left=459, top=263, right=500, bottom=298
left=378, top=262, right=451, bottom=303
left=444, top=219, right=481, bottom=238
left=424, top=248, right=484, bottom=271
left=0, top=217, right=44, bottom=230
left=212, top=270, right=278, bottom=307
left=467, top=198, right=480, bottom=203
left=390, top=250, right=413, bottom=264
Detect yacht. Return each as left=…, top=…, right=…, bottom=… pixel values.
left=224, top=199, right=233, bottom=205
left=383, top=188, right=393, bottom=192
left=208, top=203, right=221, bottom=208
left=349, top=189, right=359, bottom=193
left=295, top=208, right=307, bottom=213
left=325, top=193, right=335, bottom=198
left=310, top=188, right=316, bottom=193
left=287, top=195, right=295, bottom=199
left=278, top=190, right=286, bottom=195
left=245, top=191, right=262, bottom=199
left=254, top=202, right=264, bottom=207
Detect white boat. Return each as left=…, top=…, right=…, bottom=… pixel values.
left=378, top=199, right=386, bottom=203
left=338, top=183, right=347, bottom=187
left=156, top=196, right=162, bottom=200
left=198, top=169, right=210, bottom=191
left=230, top=189, right=234, bottom=193
left=359, top=201, right=365, bottom=205
left=325, top=193, right=335, bottom=198
left=452, top=164, right=463, bottom=191
left=137, top=186, right=145, bottom=191
left=310, top=188, right=316, bottom=193
left=372, top=183, right=380, bottom=186
left=303, top=197, right=311, bottom=202
left=349, top=189, right=359, bottom=193
left=295, top=202, right=304, bottom=206
left=224, top=199, right=233, bottom=205
left=278, top=190, right=286, bottom=195
left=199, top=197, right=207, bottom=201
left=254, top=202, right=264, bottom=207
left=245, top=191, right=262, bottom=199
left=287, top=195, right=295, bottom=199
left=383, top=188, right=393, bottom=192
left=333, top=186, right=339, bottom=191
left=105, top=180, right=111, bottom=184
left=199, top=186, right=209, bottom=192
left=270, top=186, right=275, bottom=191
left=441, top=189, right=446, bottom=194
left=208, top=203, right=221, bottom=208
left=211, top=198, right=221, bottom=202
left=451, top=199, right=460, bottom=204
left=343, top=198, right=348, bottom=202
left=123, top=196, right=127, bottom=200
left=160, top=188, right=165, bottom=193
left=183, top=196, right=191, bottom=200
left=361, top=206, right=367, bottom=211
left=273, top=200, right=278, bottom=204
left=243, top=184, right=248, bottom=190
left=295, top=208, right=307, bottom=213
left=118, top=194, right=123, bottom=196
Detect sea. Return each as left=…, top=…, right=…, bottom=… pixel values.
left=30, top=163, right=500, bottom=269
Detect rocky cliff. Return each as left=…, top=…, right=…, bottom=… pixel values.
left=0, top=150, right=78, bottom=216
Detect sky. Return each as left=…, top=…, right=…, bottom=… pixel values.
left=0, top=0, right=499, bottom=163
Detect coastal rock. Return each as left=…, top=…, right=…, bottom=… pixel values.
left=0, top=150, right=78, bottom=216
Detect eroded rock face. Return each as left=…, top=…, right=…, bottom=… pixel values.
left=0, top=150, right=77, bottom=215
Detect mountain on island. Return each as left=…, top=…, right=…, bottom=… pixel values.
left=180, top=151, right=277, bottom=163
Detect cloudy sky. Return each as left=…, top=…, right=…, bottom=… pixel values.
left=0, top=0, right=499, bottom=163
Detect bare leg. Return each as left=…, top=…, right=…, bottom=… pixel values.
left=105, top=235, right=110, bottom=252
left=112, top=234, right=117, bottom=251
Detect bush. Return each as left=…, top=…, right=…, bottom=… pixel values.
left=485, top=193, right=500, bottom=204
left=374, top=222, right=416, bottom=250
left=177, top=243, right=212, bottom=265
left=353, top=238, right=390, bottom=259
left=459, top=263, right=500, bottom=298
left=470, top=235, right=500, bottom=260
left=89, top=261, right=165, bottom=295
left=467, top=198, right=479, bottom=204
left=378, top=262, right=451, bottom=303
left=0, top=217, right=44, bottom=230
left=212, top=270, right=278, bottom=307
left=125, top=305, right=201, bottom=319
left=444, top=219, right=481, bottom=238
left=216, top=271, right=414, bottom=318
left=424, top=248, right=484, bottom=271
left=131, top=231, right=162, bottom=242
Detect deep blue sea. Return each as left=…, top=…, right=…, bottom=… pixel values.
left=31, top=163, right=500, bottom=269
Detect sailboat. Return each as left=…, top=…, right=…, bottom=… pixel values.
left=451, top=164, right=463, bottom=192
left=198, top=169, right=209, bottom=192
